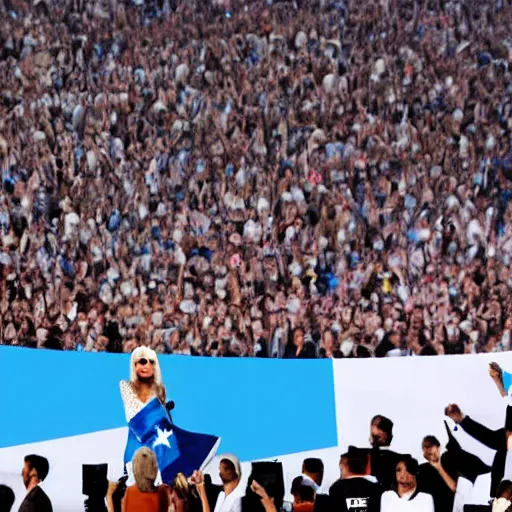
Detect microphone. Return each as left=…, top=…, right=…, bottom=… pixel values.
left=166, top=401, right=175, bottom=423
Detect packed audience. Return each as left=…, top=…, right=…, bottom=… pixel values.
left=1, top=0, right=512, bottom=358
left=4, top=410, right=512, bottom=512
left=3, top=358, right=512, bottom=512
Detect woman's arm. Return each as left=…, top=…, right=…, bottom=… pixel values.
left=430, top=461, right=457, bottom=493
left=191, top=471, right=211, bottom=512
left=503, top=435, right=512, bottom=481
left=251, top=481, right=277, bottom=512
left=106, top=481, right=117, bottom=512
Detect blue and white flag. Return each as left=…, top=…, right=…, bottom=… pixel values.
left=503, top=371, right=512, bottom=398
left=125, top=398, right=220, bottom=484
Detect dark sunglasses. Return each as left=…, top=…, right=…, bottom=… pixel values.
left=137, top=358, right=155, bottom=366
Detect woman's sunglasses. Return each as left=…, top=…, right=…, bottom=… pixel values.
left=137, top=358, right=155, bottom=366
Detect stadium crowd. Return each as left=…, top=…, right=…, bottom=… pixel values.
left=1, top=0, right=512, bottom=357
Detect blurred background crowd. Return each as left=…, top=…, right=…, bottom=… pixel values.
left=1, top=0, right=512, bottom=358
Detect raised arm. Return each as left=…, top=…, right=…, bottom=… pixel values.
left=504, top=434, right=512, bottom=481
left=490, top=362, right=508, bottom=398
left=431, top=459, right=457, bottom=493
left=251, top=480, right=277, bottom=512
left=445, top=404, right=505, bottom=450
left=190, top=471, right=211, bottom=512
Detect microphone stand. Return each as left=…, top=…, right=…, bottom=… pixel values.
left=166, top=400, right=175, bottom=424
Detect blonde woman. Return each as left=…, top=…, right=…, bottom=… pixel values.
left=171, top=472, right=209, bottom=512
left=120, top=346, right=167, bottom=482
left=120, top=347, right=220, bottom=485
left=123, top=447, right=170, bottom=512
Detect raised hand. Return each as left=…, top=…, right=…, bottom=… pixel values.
left=489, top=362, right=503, bottom=382
left=444, top=404, right=465, bottom=424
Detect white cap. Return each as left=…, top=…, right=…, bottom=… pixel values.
left=219, top=454, right=241, bottom=480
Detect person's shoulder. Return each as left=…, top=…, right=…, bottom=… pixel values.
left=33, top=486, right=53, bottom=509
left=329, top=478, right=343, bottom=490
left=120, top=380, right=134, bottom=395
left=330, top=477, right=381, bottom=493
left=354, top=477, right=382, bottom=493
left=413, top=491, right=435, bottom=509
left=414, top=491, right=434, bottom=502
left=157, top=485, right=170, bottom=503
left=387, top=449, right=402, bottom=459
left=381, top=490, right=397, bottom=501
left=418, top=461, right=434, bottom=473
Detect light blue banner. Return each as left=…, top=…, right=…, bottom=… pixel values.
left=0, top=347, right=337, bottom=461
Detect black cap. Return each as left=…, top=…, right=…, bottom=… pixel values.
left=341, top=446, right=371, bottom=459
left=82, top=464, right=108, bottom=496
left=443, top=421, right=490, bottom=483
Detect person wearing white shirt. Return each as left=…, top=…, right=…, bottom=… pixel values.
left=300, top=458, right=324, bottom=493
left=381, top=456, right=434, bottom=512
left=213, top=455, right=243, bottom=512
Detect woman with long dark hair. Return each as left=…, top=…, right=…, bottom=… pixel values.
left=380, top=456, right=434, bottom=512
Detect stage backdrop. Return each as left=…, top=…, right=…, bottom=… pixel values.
left=1, top=347, right=512, bottom=511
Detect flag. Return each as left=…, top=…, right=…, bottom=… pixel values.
left=124, top=398, right=220, bottom=484
left=503, top=370, right=512, bottom=397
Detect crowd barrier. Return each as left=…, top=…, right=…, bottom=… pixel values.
left=1, top=346, right=512, bottom=511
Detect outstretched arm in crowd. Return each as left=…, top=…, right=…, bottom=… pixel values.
left=446, top=404, right=505, bottom=450
left=490, top=363, right=508, bottom=398
left=251, top=480, right=277, bottom=512
left=504, top=434, right=512, bottom=481
left=191, top=471, right=211, bottom=512
left=430, top=458, right=457, bottom=493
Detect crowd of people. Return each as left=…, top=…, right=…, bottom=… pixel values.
left=3, top=408, right=512, bottom=512
left=1, top=0, right=512, bottom=357
left=3, top=345, right=512, bottom=512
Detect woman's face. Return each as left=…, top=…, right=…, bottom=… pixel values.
left=396, top=462, right=416, bottom=490
left=293, top=329, right=304, bottom=346
left=20, top=320, right=29, bottom=334
left=323, top=331, right=334, bottom=350
left=135, top=356, right=155, bottom=380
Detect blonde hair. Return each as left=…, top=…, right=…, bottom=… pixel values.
left=130, top=346, right=167, bottom=405
left=172, top=472, right=199, bottom=512
left=173, top=473, right=190, bottom=501
left=132, top=447, right=159, bottom=492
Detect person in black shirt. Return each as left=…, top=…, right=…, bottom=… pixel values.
left=417, top=435, right=456, bottom=512
left=19, top=454, right=53, bottom=512
left=445, top=402, right=504, bottom=497
left=283, top=327, right=317, bottom=359
left=0, top=485, right=15, bottom=512
left=369, top=415, right=402, bottom=490
left=329, top=446, right=382, bottom=512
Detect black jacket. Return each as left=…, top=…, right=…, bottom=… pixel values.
left=460, top=416, right=506, bottom=497
left=329, top=478, right=382, bottom=512
left=370, top=448, right=402, bottom=490
left=19, top=486, right=53, bottom=512
left=417, top=456, right=456, bottom=512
